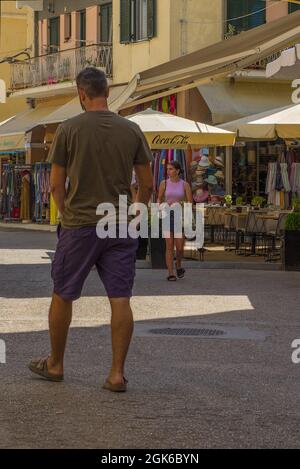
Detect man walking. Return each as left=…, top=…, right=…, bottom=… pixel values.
left=28, top=68, right=153, bottom=392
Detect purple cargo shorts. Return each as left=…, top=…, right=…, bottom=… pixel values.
left=51, top=226, right=139, bottom=301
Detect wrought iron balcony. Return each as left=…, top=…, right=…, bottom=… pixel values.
left=10, top=44, right=112, bottom=91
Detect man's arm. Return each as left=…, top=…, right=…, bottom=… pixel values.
left=50, top=164, right=67, bottom=215
left=134, top=163, right=153, bottom=205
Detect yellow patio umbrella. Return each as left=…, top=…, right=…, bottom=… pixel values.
left=222, top=104, right=300, bottom=140
left=127, top=109, right=236, bottom=149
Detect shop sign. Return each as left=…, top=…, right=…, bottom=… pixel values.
left=152, top=134, right=190, bottom=146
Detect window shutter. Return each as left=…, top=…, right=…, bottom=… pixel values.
left=289, top=3, right=300, bottom=14
left=248, top=1, right=266, bottom=29
left=227, top=0, right=265, bottom=34
left=101, top=5, right=109, bottom=42
left=147, top=0, right=156, bottom=38
left=227, top=0, right=245, bottom=33
left=120, top=0, right=131, bottom=43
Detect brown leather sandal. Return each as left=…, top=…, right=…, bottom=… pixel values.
left=28, top=357, right=64, bottom=382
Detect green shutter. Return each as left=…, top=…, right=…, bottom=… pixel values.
left=120, top=0, right=131, bottom=43
left=248, top=1, right=266, bottom=29
left=227, top=0, right=265, bottom=34
left=147, top=0, right=156, bottom=38
left=289, top=3, right=300, bottom=14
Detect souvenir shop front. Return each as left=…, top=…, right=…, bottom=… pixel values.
left=223, top=104, right=300, bottom=208
left=122, top=89, right=233, bottom=205
left=0, top=125, right=57, bottom=225
left=127, top=108, right=235, bottom=206
left=231, top=140, right=300, bottom=207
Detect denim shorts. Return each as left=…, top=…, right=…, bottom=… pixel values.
left=51, top=226, right=138, bottom=301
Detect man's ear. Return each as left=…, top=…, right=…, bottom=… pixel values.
left=78, top=87, right=85, bottom=101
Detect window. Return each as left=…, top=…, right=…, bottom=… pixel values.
left=49, top=17, right=60, bottom=53
left=135, top=0, right=148, bottom=40
left=64, top=13, right=72, bottom=42
left=79, top=10, right=86, bottom=47
left=100, top=3, right=113, bottom=43
left=289, top=2, right=300, bottom=14
left=120, top=0, right=156, bottom=43
left=226, top=0, right=266, bottom=35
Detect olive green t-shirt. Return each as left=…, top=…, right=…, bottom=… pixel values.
left=48, top=111, right=153, bottom=229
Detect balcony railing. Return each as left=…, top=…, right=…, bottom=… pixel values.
left=10, top=44, right=113, bottom=91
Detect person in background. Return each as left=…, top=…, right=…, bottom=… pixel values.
left=158, top=161, right=193, bottom=281
left=130, top=170, right=139, bottom=202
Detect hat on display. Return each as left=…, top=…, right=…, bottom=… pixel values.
left=205, top=175, right=218, bottom=185
left=215, top=156, right=224, bottom=167
left=211, top=185, right=225, bottom=196
left=201, top=148, right=209, bottom=157
left=195, top=180, right=205, bottom=187
left=210, top=195, right=223, bottom=204
left=195, top=170, right=206, bottom=178
left=199, top=156, right=210, bottom=167
left=192, top=181, right=204, bottom=191
left=190, top=161, right=198, bottom=171
left=215, top=170, right=225, bottom=179
left=206, top=167, right=217, bottom=176
left=193, top=189, right=209, bottom=203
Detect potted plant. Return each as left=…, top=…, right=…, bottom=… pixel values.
left=251, top=196, right=265, bottom=210
left=283, top=211, right=300, bottom=271
left=224, top=194, right=232, bottom=209
left=236, top=196, right=244, bottom=213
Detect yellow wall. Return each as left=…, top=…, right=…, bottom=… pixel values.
left=170, top=0, right=223, bottom=59
left=0, top=1, right=34, bottom=122
left=112, top=0, right=223, bottom=84
left=113, top=0, right=171, bottom=84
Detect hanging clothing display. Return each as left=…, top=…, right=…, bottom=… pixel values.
left=265, top=147, right=300, bottom=208
left=0, top=164, right=33, bottom=221
left=34, top=163, right=51, bottom=223
left=20, top=171, right=31, bottom=221
left=290, top=163, right=300, bottom=196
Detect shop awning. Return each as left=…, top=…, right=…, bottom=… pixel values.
left=0, top=98, right=70, bottom=151
left=127, top=109, right=236, bottom=149
left=221, top=104, right=300, bottom=139
left=266, top=44, right=300, bottom=79
left=33, top=84, right=129, bottom=126
left=198, top=80, right=293, bottom=125
left=120, top=10, right=300, bottom=109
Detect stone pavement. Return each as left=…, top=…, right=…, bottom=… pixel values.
left=1, top=228, right=300, bottom=448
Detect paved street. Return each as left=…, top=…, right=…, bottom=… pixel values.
left=1, top=228, right=300, bottom=449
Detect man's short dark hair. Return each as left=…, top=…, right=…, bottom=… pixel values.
left=76, top=67, right=108, bottom=99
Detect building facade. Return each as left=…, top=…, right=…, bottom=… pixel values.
left=8, top=1, right=300, bottom=99
left=0, top=1, right=34, bottom=122
left=0, top=0, right=299, bottom=225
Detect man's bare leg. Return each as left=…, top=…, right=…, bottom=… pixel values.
left=47, top=293, right=73, bottom=376
left=106, top=298, right=134, bottom=385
